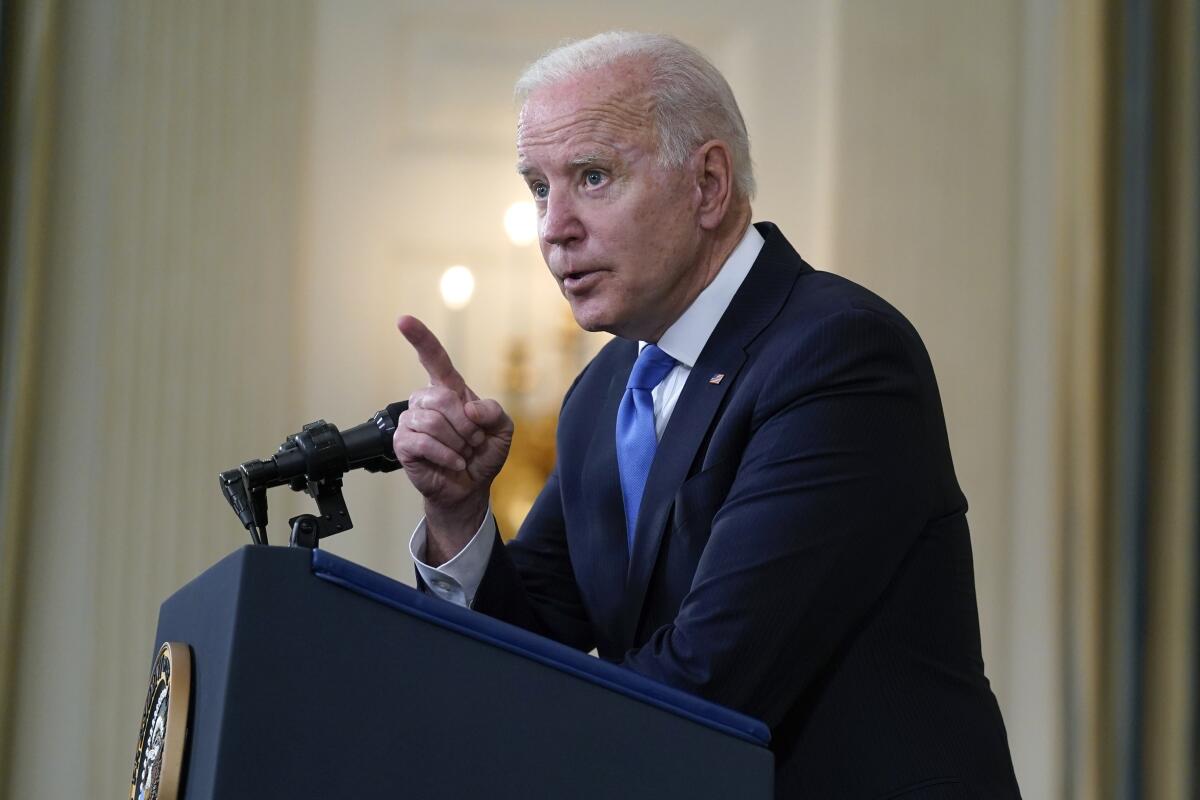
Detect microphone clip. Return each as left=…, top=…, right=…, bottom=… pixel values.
left=280, top=419, right=355, bottom=548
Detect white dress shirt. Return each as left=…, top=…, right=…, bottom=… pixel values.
left=410, top=224, right=766, bottom=607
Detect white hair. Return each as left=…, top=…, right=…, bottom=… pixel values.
left=515, top=31, right=756, bottom=199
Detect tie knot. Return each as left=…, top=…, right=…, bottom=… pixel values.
left=627, top=344, right=677, bottom=390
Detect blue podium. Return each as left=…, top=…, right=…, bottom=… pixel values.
left=148, top=546, right=773, bottom=798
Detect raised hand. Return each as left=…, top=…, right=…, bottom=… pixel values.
left=393, top=315, right=513, bottom=560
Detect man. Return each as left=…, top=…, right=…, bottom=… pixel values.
left=393, top=32, right=1020, bottom=798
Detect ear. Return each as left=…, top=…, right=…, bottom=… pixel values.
left=693, top=140, right=735, bottom=231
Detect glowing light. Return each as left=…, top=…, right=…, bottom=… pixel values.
left=503, top=201, right=538, bottom=246
left=439, top=265, right=475, bottom=310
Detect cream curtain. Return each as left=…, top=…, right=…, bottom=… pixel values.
left=1135, top=0, right=1198, bottom=795
left=0, top=1, right=314, bottom=795
left=0, top=0, right=60, bottom=787
left=1059, top=0, right=1198, bottom=797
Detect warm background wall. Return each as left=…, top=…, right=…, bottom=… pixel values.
left=0, top=1, right=1194, bottom=798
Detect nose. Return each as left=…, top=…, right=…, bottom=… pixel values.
left=540, top=190, right=584, bottom=248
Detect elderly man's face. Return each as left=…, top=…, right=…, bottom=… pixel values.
left=516, top=63, right=708, bottom=342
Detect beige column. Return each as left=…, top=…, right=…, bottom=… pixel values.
left=1057, top=1, right=1108, bottom=796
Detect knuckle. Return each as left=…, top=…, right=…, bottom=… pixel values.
left=395, top=427, right=418, bottom=448
left=415, top=437, right=453, bottom=464
left=415, top=409, right=457, bottom=441
left=412, top=437, right=437, bottom=460
left=425, top=385, right=455, bottom=404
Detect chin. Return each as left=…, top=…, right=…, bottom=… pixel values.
left=567, top=301, right=617, bottom=334
left=571, top=315, right=613, bottom=334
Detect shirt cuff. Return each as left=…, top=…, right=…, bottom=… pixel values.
left=409, top=507, right=497, bottom=608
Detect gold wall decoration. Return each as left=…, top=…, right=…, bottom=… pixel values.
left=492, top=410, right=558, bottom=540
left=493, top=338, right=557, bottom=539
left=491, top=311, right=599, bottom=539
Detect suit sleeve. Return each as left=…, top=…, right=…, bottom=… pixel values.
left=620, top=307, right=939, bottom=728
left=471, top=467, right=596, bottom=652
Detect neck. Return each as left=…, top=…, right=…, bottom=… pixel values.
left=699, top=200, right=753, bottom=288
left=642, top=200, right=753, bottom=343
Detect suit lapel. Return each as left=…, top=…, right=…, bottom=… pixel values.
left=577, top=340, right=635, bottom=631
left=618, top=223, right=809, bottom=647
left=619, top=339, right=745, bottom=646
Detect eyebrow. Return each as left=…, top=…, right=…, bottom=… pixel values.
left=568, top=152, right=606, bottom=167
left=515, top=151, right=612, bottom=176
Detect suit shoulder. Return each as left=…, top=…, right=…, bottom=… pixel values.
left=755, top=223, right=915, bottom=333
left=762, top=269, right=926, bottom=357
left=787, top=269, right=908, bottom=324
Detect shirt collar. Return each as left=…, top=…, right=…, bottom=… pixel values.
left=642, top=223, right=766, bottom=367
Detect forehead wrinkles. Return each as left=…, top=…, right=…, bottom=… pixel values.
left=517, top=93, right=656, bottom=154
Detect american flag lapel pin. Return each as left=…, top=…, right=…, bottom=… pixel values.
left=709, top=373, right=725, bottom=385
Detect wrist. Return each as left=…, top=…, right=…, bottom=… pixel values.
left=423, top=494, right=489, bottom=566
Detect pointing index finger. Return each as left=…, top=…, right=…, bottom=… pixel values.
left=397, top=315, right=469, bottom=397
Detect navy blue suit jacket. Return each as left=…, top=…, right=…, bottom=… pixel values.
left=473, top=223, right=1020, bottom=797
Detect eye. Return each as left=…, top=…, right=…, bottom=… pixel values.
left=584, top=169, right=606, bottom=187
left=530, top=182, right=548, bottom=200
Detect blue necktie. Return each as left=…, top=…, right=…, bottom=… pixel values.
left=616, top=344, right=677, bottom=553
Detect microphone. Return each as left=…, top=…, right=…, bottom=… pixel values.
left=218, top=401, right=408, bottom=545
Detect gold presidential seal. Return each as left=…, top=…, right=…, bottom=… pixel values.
left=130, top=641, right=192, bottom=800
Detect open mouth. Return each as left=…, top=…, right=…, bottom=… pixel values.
left=562, top=270, right=603, bottom=293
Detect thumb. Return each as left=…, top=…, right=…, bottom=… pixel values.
left=465, top=399, right=512, bottom=433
